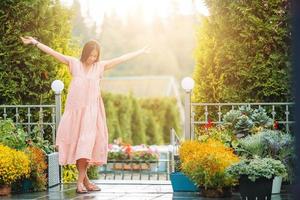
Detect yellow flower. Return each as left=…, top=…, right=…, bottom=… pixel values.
left=0, top=144, right=31, bottom=185
left=179, top=139, right=240, bottom=188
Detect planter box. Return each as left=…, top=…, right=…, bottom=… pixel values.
left=239, top=175, right=273, bottom=200
left=47, top=152, right=60, bottom=187
left=272, top=176, right=282, bottom=194
left=170, top=172, right=199, bottom=192
left=113, top=163, right=152, bottom=170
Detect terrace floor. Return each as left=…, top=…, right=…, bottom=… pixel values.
left=2, top=180, right=294, bottom=200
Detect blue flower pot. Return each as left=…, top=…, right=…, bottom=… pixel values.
left=11, top=179, right=33, bottom=194
left=170, top=172, right=199, bottom=192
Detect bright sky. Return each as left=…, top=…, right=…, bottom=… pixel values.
left=60, top=0, right=209, bottom=25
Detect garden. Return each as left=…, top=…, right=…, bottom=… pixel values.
left=0, top=116, right=163, bottom=195
left=171, top=106, right=295, bottom=199
left=0, top=119, right=57, bottom=195
left=62, top=144, right=160, bottom=183
left=0, top=0, right=295, bottom=199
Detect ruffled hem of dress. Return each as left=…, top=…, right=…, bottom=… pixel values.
left=59, top=158, right=107, bottom=166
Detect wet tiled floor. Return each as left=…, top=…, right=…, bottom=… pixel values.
left=2, top=180, right=294, bottom=200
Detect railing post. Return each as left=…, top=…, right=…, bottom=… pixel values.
left=170, top=128, right=175, bottom=173
left=181, top=77, right=194, bottom=140
left=51, top=80, right=64, bottom=185
left=54, top=93, right=62, bottom=144
left=51, top=80, right=64, bottom=145
left=184, top=90, right=191, bottom=140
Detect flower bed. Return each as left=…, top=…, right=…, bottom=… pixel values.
left=0, top=119, right=57, bottom=194
left=108, top=144, right=159, bottom=170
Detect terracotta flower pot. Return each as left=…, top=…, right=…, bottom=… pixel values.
left=0, top=185, right=11, bottom=196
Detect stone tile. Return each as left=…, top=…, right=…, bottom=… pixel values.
left=2, top=181, right=294, bottom=200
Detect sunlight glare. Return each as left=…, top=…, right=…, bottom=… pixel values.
left=60, top=0, right=209, bottom=25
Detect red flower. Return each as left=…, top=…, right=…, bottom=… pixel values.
left=274, top=120, right=279, bottom=129
left=124, top=145, right=133, bottom=155
left=204, top=119, right=213, bottom=129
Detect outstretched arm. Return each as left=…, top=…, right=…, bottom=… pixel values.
left=103, top=46, right=150, bottom=70
left=20, top=36, right=70, bottom=65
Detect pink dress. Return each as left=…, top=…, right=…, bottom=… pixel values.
left=55, top=57, right=108, bottom=166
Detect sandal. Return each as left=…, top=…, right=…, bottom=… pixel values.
left=84, top=181, right=101, bottom=191
left=76, top=183, right=88, bottom=194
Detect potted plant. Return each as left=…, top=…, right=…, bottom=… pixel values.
left=0, top=119, right=59, bottom=189
left=29, top=126, right=59, bottom=188
left=223, top=107, right=273, bottom=138
left=235, top=130, right=295, bottom=193
left=0, top=144, right=31, bottom=196
left=170, top=154, right=199, bottom=192
left=179, top=139, right=240, bottom=197
left=227, top=157, right=287, bottom=200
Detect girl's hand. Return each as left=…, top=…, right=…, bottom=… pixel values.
left=141, top=46, right=151, bottom=54
left=20, top=36, right=38, bottom=45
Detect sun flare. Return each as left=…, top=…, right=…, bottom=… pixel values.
left=61, top=0, right=209, bottom=25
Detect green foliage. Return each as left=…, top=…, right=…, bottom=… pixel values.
left=260, top=130, right=295, bottom=181
left=28, top=126, right=55, bottom=154
left=144, top=112, right=162, bottom=145
left=63, top=165, right=99, bottom=183
left=114, top=94, right=133, bottom=144
left=197, top=126, right=235, bottom=148
left=107, top=151, right=127, bottom=160
left=227, top=157, right=287, bottom=182
left=87, top=166, right=99, bottom=180
left=0, top=118, right=55, bottom=153
left=102, top=93, right=181, bottom=145
left=223, top=110, right=242, bottom=128
left=131, top=151, right=159, bottom=164
left=237, top=134, right=266, bottom=158
left=234, top=115, right=254, bottom=137
left=0, top=118, right=28, bottom=150
left=140, top=98, right=181, bottom=144
left=62, top=165, right=78, bottom=183
left=235, top=129, right=295, bottom=182
left=250, top=108, right=273, bottom=128
left=102, top=92, right=122, bottom=143
left=131, top=98, right=146, bottom=145
left=193, top=0, right=292, bottom=103
left=222, top=106, right=273, bottom=138
left=0, top=0, right=77, bottom=105
left=162, top=103, right=181, bottom=143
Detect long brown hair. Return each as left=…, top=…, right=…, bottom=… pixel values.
left=80, top=40, right=100, bottom=63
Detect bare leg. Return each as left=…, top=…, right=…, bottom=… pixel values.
left=76, top=158, right=88, bottom=192
left=83, top=164, right=101, bottom=191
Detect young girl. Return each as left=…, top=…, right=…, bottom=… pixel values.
left=21, top=36, right=149, bottom=194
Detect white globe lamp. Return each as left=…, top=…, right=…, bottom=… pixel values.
left=51, top=80, right=64, bottom=94
left=181, top=77, right=195, bottom=91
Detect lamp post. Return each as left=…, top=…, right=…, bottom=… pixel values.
left=181, top=77, right=195, bottom=140
left=51, top=80, right=64, bottom=144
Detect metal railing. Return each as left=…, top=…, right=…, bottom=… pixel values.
left=190, top=102, right=295, bottom=138
left=170, top=128, right=181, bottom=173
left=99, top=158, right=171, bottom=181
left=96, top=129, right=181, bottom=181
left=0, top=105, right=57, bottom=142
